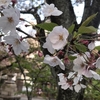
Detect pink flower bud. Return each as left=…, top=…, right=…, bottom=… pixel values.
left=38, top=50, right=43, bottom=57
left=64, top=56, right=70, bottom=64
left=11, top=0, right=17, bottom=4
left=57, top=50, right=64, bottom=58
left=80, top=40, right=89, bottom=45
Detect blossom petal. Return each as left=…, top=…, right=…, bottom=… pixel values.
left=96, top=57, right=100, bottom=69
left=74, top=84, right=81, bottom=93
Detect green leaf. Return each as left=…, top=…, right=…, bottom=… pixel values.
left=95, top=46, right=100, bottom=50
left=78, top=26, right=97, bottom=34
left=75, top=43, right=87, bottom=52
left=68, top=24, right=75, bottom=34
left=68, top=56, right=77, bottom=60
left=36, top=22, right=58, bottom=31
left=82, top=13, right=98, bottom=26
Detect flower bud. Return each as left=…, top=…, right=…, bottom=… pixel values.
left=38, top=50, right=43, bottom=57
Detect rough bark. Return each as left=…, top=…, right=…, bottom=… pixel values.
left=81, top=0, right=100, bottom=28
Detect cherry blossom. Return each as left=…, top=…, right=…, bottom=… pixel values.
left=3, top=31, right=29, bottom=55
left=0, top=0, right=11, bottom=7
left=43, top=55, right=65, bottom=70
left=0, top=0, right=100, bottom=94
left=58, top=73, right=73, bottom=90
left=89, top=70, right=100, bottom=80
left=58, top=72, right=86, bottom=92
left=58, top=73, right=66, bottom=81
left=73, top=54, right=87, bottom=75
left=74, top=83, right=86, bottom=93
left=71, top=73, right=86, bottom=93
left=0, top=7, right=20, bottom=33
left=43, top=36, right=55, bottom=54
left=96, top=57, right=100, bottom=69
left=68, top=72, right=84, bottom=85
left=43, top=3, right=63, bottom=17
left=48, top=26, right=69, bottom=50
left=88, top=42, right=95, bottom=51
left=73, top=52, right=100, bottom=80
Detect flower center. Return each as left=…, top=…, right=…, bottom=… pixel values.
left=7, top=17, right=14, bottom=23
left=15, top=39, right=20, bottom=45
left=81, top=63, right=85, bottom=68
left=1, top=0, right=7, bottom=4
left=48, top=8, right=54, bottom=13
left=53, top=58, right=57, bottom=63
left=59, top=35, right=63, bottom=40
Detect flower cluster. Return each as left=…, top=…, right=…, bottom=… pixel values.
left=1, top=0, right=100, bottom=93
left=0, top=1, right=29, bottom=55
left=42, top=2, right=100, bottom=93
left=58, top=72, right=86, bottom=92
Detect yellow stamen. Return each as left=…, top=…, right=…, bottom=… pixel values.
left=7, top=17, right=14, bottom=23
left=59, top=35, right=63, bottom=40
left=15, top=39, right=20, bottom=45
left=81, top=63, right=85, bottom=68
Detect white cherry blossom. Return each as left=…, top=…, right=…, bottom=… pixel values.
left=73, top=53, right=100, bottom=80
left=0, top=7, right=20, bottom=33
left=73, top=54, right=87, bottom=75
left=59, top=81, right=72, bottom=90
left=96, top=57, right=100, bottom=69
left=68, top=72, right=77, bottom=79
left=68, top=72, right=83, bottom=85
left=58, top=73, right=67, bottom=82
left=74, top=84, right=86, bottom=93
left=43, top=3, right=63, bottom=17
left=58, top=73, right=73, bottom=90
left=73, top=52, right=91, bottom=74
left=43, top=55, right=65, bottom=70
left=48, top=26, right=69, bottom=50
left=88, top=42, right=95, bottom=50
left=89, top=70, right=100, bottom=80
left=43, top=36, right=55, bottom=54
left=3, top=31, right=29, bottom=55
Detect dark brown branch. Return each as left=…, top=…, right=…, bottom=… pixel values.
left=20, top=6, right=38, bottom=15
left=16, top=27, right=36, bottom=39
left=15, top=55, right=30, bottom=100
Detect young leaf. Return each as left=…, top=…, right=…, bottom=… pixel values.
left=78, top=26, right=97, bottom=34
left=68, top=56, right=77, bottom=60
left=81, top=13, right=98, bottom=26
left=68, top=24, right=75, bottom=34
left=75, top=43, right=87, bottom=52
left=36, top=22, right=58, bottom=31
left=95, top=46, right=100, bottom=50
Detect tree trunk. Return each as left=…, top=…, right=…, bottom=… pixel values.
left=81, top=0, right=100, bottom=28
left=57, top=88, right=85, bottom=100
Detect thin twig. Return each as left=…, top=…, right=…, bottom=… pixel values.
left=16, top=27, right=36, bottom=40
left=15, top=55, right=30, bottom=100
